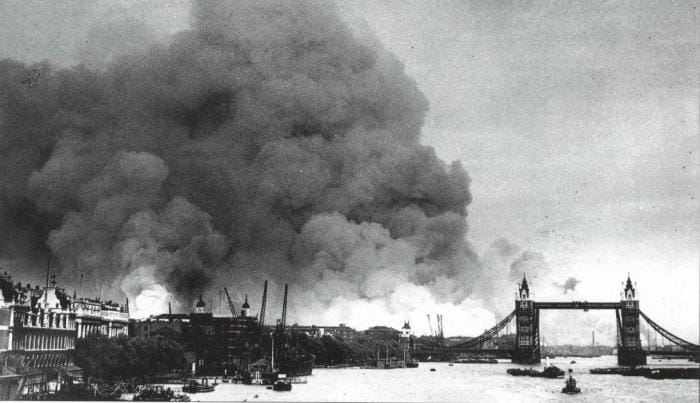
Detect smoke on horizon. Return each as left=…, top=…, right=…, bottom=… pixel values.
left=0, top=0, right=578, bottom=337
left=0, top=0, right=487, bottom=329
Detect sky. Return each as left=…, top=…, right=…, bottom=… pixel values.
left=0, top=0, right=697, bottom=343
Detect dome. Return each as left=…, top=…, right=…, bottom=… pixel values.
left=195, top=295, right=206, bottom=308
left=242, top=294, right=250, bottom=309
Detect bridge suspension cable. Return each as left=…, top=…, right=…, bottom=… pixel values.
left=639, top=310, right=699, bottom=352
left=449, top=310, right=516, bottom=350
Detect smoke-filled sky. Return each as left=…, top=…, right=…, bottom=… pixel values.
left=0, top=0, right=697, bottom=345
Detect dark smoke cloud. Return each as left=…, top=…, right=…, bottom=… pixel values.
left=0, top=0, right=478, bottom=322
left=554, top=277, right=581, bottom=294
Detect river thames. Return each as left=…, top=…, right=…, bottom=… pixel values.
left=149, top=356, right=699, bottom=402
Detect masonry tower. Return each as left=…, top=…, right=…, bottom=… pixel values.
left=617, top=275, right=646, bottom=366
left=513, top=275, right=540, bottom=364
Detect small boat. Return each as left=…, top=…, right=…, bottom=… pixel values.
left=182, top=378, right=216, bottom=393
left=429, top=368, right=436, bottom=372
left=561, top=369, right=581, bottom=394
left=272, top=379, right=292, bottom=391
left=570, top=360, right=576, bottom=364
left=133, top=385, right=190, bottom=401
left=133, top=385, right=170, bottom=401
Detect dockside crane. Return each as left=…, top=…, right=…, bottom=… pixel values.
left=274, top=283, right=290, bottom=355
left=427, top=314, right=433, bottom=337
left=281, top=283, right=288, bottom=330
left=259, top=280, right=268, bottom=327
left=224, top=287, right=237, bottom=317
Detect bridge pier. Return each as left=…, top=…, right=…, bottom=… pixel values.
left=618, top=347, right=646, bottom=366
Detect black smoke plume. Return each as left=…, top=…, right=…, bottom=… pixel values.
left=0, top=1, right=483, bottom=329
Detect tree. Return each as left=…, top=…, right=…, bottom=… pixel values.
left=73, top=334, right=185, bottom=382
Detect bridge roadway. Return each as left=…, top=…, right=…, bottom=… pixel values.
left=534, top=301, right=621, bottom=310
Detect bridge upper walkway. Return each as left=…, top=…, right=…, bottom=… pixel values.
left=534, top=301, right=621, bottom=309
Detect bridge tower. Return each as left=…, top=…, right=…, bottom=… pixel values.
left=617, top=275, right=646, bottom=366
left=400, top=321, right=413, bottom=364
left=513, top=275, right=540, bottom=364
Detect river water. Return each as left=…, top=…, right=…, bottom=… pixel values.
left=160, top=356, right=699, bottom=402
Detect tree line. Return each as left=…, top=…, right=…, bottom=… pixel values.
left=73, top=332, right=407, bottom=382
left=73, top=334, right=186, bottom=383
left=294, top=333, right=405, bottom=365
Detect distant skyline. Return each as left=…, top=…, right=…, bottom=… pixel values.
left=0, top=0, right=697, bottom=343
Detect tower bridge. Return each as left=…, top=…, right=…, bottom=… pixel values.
left=414, top=275, right=700, bottom=366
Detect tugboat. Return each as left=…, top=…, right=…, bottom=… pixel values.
left=562, top=369, right=581, bottom=394
left=182, top=378, right=216, bottom=393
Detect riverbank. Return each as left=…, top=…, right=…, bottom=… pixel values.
left=591, top=366, right=699, bottom=379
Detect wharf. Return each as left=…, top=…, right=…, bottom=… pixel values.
left=590, top=366, right=699, bottom=379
